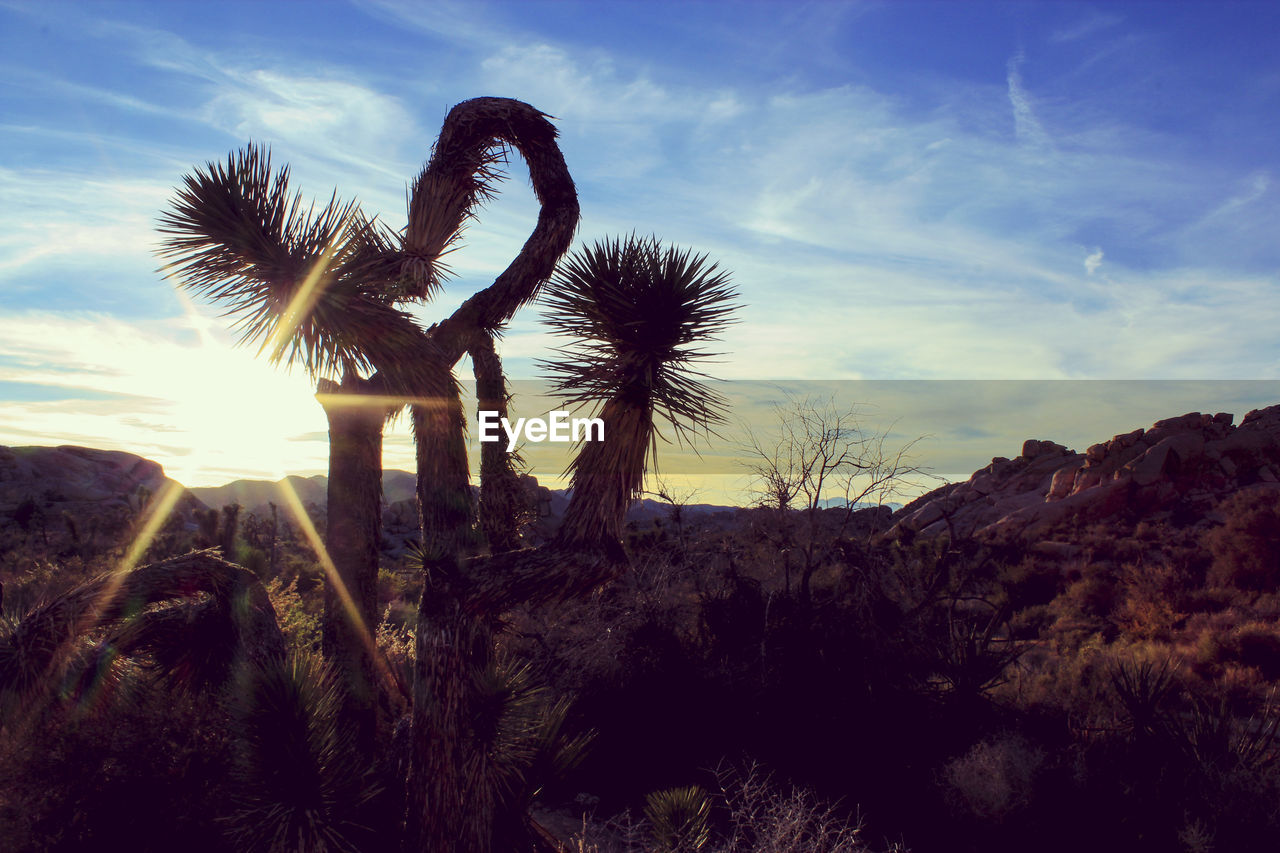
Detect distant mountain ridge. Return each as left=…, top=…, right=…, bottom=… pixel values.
left=6, top=399, right=1280, bottom=553
left=188, top=471, right=418, bottom=513
left=189, top=471, right=742, bottom=523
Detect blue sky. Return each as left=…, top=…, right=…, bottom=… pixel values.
left=1, top=0, right=1278, bottom=489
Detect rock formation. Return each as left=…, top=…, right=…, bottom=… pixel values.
left=0, top=445, right=206, bottom=554
left=890, top=404, right=1280, bottom=542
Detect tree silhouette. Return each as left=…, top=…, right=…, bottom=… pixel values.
left=157, top=98, right=577, bottom=756
left=404, top=234, right=738, bottom=852
left=156, top=98, right=738, bottom=851
left=156, top=142, right=441, bottom=752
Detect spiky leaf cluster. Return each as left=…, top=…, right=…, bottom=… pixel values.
left=225, top=652, right=378, bottom=853
left=155, top=144, right=444, bottom=387
left=538, top=235, right=739, bottom=440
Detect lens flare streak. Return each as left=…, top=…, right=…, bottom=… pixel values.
left=260, top=231, right=345, bottom=365
left=273, top=477, right=399, bottom=692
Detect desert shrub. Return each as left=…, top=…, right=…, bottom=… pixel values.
left=714, top=764, right=872, bottom=853
left=942, top=733, right=1045, bottom=823
left=1116, top=568, right=1182, bottom=642
left=1182, top=587, right=1235, bottom=615
left=234, top=543, right=269, bottom=578
left=1062, top=566, right=1118, bottom=621
left=266, top=576, right=321, bottom=654
left=645, top=785, right=711, bottom=852
left=1233, top=624, right=1280, bottom=680
left=0, top=664, right=235, bottom=852
left=568, top=765, right=879, bottom=853
left=1204, top=490, right=1280, bottom=591
left=1008, top=602, right=1052, bottom=639
left=997, top=558, right=1059, bottom=611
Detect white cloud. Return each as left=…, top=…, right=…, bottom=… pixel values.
left=0, top=167, right=172, bottom=278
left=202, top=70, right=420, bottom=183
left=1084, top=248, right=1104, bottom=275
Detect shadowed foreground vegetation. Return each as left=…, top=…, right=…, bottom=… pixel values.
left=5, top=482, right=1280, bottom=851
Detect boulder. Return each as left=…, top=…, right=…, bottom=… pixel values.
left=888, top=402, right=1280, bottom=542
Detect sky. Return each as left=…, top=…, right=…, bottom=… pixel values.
left=1, top=0, right=1278, bottom=496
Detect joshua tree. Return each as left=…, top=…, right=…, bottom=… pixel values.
left=156, top=98, right=738, bottom=851
left=157, top=98, right=578, bottom=756
left=156, top=143, right=440, bottom=751
left=542, top=235, right=737, bottom=552
left=403, top=234, right=738, bottom=852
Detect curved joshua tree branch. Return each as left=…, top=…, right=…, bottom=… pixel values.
left=404, top=99, right=580, bottom=853
left=1, top=550, right=285, bottom=702
left=408, top=98, right=580, bottom=557
left=412, top=97, right=581, bottom=365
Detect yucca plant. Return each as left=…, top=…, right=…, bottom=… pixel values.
left=1110, top=656, right=1180, bottom=743
left=0, top=550, right=284, bottom=720
left=645, top=785, right=712, bottom=853
left=224, top=651, right=380, bottom=853
left=541, top=234, right=738, bottom=549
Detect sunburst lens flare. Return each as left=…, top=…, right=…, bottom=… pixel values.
left=313, top=392, right=453, bottom=411
left=72, top=479, right=188, bottom=648
left=273, top=479, right=398, bottom=692
left=274, top=477, right=339, bottom=588
left=119, top=479, right=187, bottom=577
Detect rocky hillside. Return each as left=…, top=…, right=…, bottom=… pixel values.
left=0, top=445, right=207, bottom=554
left=891, top=403, right=1280, bottom=542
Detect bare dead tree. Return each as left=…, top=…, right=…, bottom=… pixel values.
left=742, top=395, right=932, bottom=607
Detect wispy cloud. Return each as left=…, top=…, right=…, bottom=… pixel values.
left=354, top=0, right=516, bottom=51
left=1006, top=50, right=1053, bottom=150
left=201, top=69, right=421, bottom=184
left=1205, top=170, right=1271, bottom=220
left=1051, top=11, right=1124, bottom=44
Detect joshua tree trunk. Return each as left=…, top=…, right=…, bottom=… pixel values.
left=403, top=98, right=579, bottom=852
left=556, top=395, right=654, bottom=550
left=405, top=371, right=494, bottom=853
left=318, top=372, right=388, bottom=754
left=403, top=565, right=496, bottom=853
left=472, top=333, right=526, bottom=554
left=412, top=378, right=474, bottom=559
